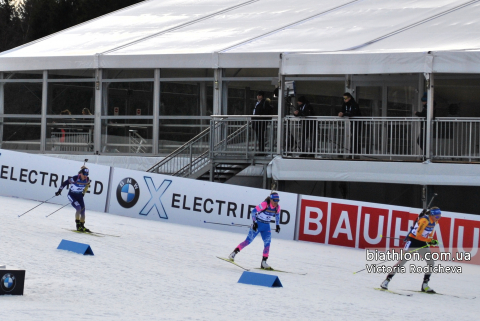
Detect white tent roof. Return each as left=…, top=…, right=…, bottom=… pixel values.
left=1, top=0, right=480, bottom=72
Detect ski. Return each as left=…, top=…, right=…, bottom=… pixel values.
left=64, top=229, right=104, bottom=237
left=87, top=231, right=120, bottom=237
left=374, top=288, right=413, bottom=296
left=216, top=257, right=249, bottom=271
left=404, top=290, right=475, bottom=299
left=254, top=268, right=307, bottom=275
left=62, top=228, right=119, bottom=237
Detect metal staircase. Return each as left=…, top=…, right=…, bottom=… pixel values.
left=146, top=120, right=252, bottom=182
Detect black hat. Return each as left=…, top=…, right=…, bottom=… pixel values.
left=421, top=92, right=428, bottom=102
left=297, top=96, right=307, bottom=103
left=257, top=91, right=265, bottom=97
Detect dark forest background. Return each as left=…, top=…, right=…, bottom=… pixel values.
left=0, top=0, right=144, bottom=52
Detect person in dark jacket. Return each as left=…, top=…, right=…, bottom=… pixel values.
left=338, top=92, right=361, bottom=117
left=294, top=96, right=315, bottom=157
left=338, top=92, right=362, bottom=156
left=252, top=91, right=271, bottom=153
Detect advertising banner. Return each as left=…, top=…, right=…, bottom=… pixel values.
left=107, top=167, right=298, bottom=240
left=0, top=149, right=111, bottom=213
left=298, top=195, right=480, bottom=265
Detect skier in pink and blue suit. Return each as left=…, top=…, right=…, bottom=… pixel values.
left=227, top=192, right=281, bottom=270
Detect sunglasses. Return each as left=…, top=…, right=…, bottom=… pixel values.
left=343, top=97, right=350, bottom=100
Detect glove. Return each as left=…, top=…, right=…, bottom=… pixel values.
left=252, top=221, right=258, bottom=232
left=275, top=225, right=281, bottom=233
left=428, top=239, right=439, bottom=247
left=55, top=190, right=62, bottom=196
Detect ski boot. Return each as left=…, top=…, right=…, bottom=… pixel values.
left=261, top=257, right=272, bottom=270
left=421, top=281, right=435, bottom=293
left=380, top=277, right=391, bottom=290
left=228, top=248, right=240, bottom=261
left=80, top=222, right=91, bottom=233
left=75, top=220, right=82, bottom=231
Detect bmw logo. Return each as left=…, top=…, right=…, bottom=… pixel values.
left=116, top=177, right=140, bottom=208
left=1, top=273, right=16, bottom=292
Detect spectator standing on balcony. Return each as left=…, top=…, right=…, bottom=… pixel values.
left=251, top=91, right=271, bottom=153
left=338, top=92, right=361, bottom=118
left=294, top=96, right=315, bottom=157
left=82, top=108, right=92, bottom=116
left=338, top=93, right=362, bottom=155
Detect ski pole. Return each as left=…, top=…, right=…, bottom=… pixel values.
left=380, top=235, right=403, bottom=240
left=45, top=203, right=70, bottom=218
left=18, top=195, right=57, bottom=218
left=203, top=221, right=250, bottom=228
left=353, top=245, right=429, bottom=274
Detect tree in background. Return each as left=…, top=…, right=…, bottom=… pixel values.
left=0, top=0, right=24, bottom=51
left=0, top=0, right=144, bottom=52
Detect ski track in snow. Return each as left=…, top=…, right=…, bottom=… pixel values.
left=1, top=195, right=478, bottom=321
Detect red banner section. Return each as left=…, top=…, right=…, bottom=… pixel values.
left=298, top=197, right=480, bottom=265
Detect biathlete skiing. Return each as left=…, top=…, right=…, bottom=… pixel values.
left=380, top=207, right=442, bottom=293
left=227, top=192, right=281, bottom=270
left=55, top=166, right=92, bottom=232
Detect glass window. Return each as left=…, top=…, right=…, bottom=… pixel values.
left=48, top=70, right=95, bottom=79
left=294, top=81, right=345, bottom=116
left=158, top=118, right=209, bottom=155
left=103, top=69, right=154, bottom=79
left=160, top=82, right=201, bottom=116
left=103, top=82, right=154, bottom=116
left=1, top=118, right=41, bottom=151
left=101, top=119, right=153, bottom=154
left=46, top=117, right=94, bottom=153
left=4, top=83, right=43, bottom=114
left=435, top=74, right=480, bottom=117
left=48, top=82, right=95, bottom=116
left=387, top=86, right=417, bottom=117
left=357, top=86, right=382, bottom=117
left=224, top=68, right=278, bottom=78
left=160, top=69, right=213, bottom=78
left=227, top=81, right=277, bottom=116
left=3, top=71, right=43, bottom=79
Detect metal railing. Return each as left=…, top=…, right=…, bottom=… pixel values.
left=50, top=129, right=93, bottom=152
left=129, top=130, right=148, bottom=154
left=432, top=118, right=480, bottom=161
left=210, top=116, right=278, bottom=159
left=284, top=117, right=425, bottom=160
left=147, top=116, right=480, bottom=178
left=147, top=126, right=211, bottom=175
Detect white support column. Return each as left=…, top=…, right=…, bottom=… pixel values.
left=0, top=73, right=4, bottom=148
left=213, top=69, right=223, bottom=115
left=153, top=69, right=160, bottom=155
left=425, top=73, right=434, bottom=160
left=94, top=69, right=103, bottom=154
left=40, top=70, right=48, bottom=153
left=277, top=74, right=285, bottom=155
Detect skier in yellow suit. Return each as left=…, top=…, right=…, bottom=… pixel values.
left=380, top=207, right=441, bottom=293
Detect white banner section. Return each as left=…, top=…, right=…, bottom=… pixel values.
left=0, top=149, right=110, bottom=213
left=107, top=167, right=298, bottom=240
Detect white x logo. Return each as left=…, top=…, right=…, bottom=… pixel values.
left=140, top=177, right=172, bottom=219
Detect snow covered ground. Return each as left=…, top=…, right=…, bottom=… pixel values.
left=1, top=195, right=478, bottom=321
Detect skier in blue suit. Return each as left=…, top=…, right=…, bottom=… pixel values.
left=55, top=166, right=91, bottom=232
